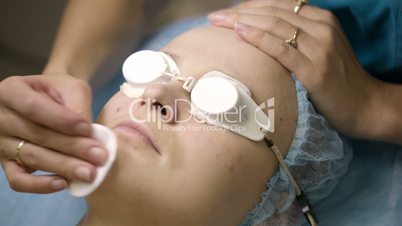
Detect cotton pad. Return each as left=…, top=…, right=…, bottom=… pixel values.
left=68, top=124, right=117, bottom=197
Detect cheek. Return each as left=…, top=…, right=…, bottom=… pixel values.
left=96, top=93, right=126, bottom=125
left=180, top=131, right=273, bottom=200
left=166, top=131, right=276, bottom=219
left=198, top=132, right=270, bottom=171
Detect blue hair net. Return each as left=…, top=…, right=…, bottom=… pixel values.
left=241, top=76, right=353, bottom=226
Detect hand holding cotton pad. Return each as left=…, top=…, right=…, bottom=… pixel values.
left=68, top=124, right=117, bottom=197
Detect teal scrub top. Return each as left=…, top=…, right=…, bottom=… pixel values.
left=306, top=1, right=402, bottom=226
left=310, top=0, right=402, bottom=83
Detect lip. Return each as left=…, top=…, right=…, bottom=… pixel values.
left=112, top=121, right=160, bottom=155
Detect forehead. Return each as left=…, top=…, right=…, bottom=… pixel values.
left=161, top=26, right=287, bottom=103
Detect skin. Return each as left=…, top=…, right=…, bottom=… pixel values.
left=81, top=26, right=297, bottom=226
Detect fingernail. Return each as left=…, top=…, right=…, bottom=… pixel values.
left=75, top=166, right=92, bottom=182
left=88, top=147, right=108, bottom=165
left=50, top=179, right=67, bottom=190
left=235, top=22, right=250, bottom=34
left=208, top=11, right=226, bottom=23
left=75, top=122, right=91, bottom=136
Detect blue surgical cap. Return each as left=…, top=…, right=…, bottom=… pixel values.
left=241, top=76, right=353, bottom=226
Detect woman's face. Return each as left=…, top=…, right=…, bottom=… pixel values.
left=92, top=26, right=296, bottom=226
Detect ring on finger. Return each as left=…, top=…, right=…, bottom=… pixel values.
left=15, top=140, right=27, bottom=166
left=294, top=0, right=309, bottom=14
left=285, top=27, right=299, bottom=48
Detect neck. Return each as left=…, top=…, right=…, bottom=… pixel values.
left=78, top=212, right=144, bottom=226
left=81, top=198, right=197, bottom=226
left=79, top=200, right=223, bottom=226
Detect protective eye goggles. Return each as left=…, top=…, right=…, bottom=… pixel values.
left=121, top=50, right=272, bottom=141
left=121, top=50, right=318, bottom=226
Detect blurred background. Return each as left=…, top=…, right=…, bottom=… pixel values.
left=0, top=0, right=66, bottom=80
left=0, top=0, right=232, bottom=81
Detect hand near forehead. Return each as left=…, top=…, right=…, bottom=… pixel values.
left=208, top=0, right=400, bottom=143
left=0, top=74, right=107, bottom=193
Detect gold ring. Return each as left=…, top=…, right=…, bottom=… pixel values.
left=294, top=0, right=308, bottom=14
left=15, top=140, right=26, bottom=166
left=285, top=28, right=299, bottom=48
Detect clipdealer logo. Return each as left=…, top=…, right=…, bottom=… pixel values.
left=128, top=97, right=275, bottom=132
left=255, top=97, right=275, bottom=133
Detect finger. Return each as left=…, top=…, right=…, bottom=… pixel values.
left=226, top=13, right=297, bottom=39
left=233, top=0, right=308, bottom=15
left=210, top=2, right=344, bottom=38
left=212, top=7, right=345, bottom=60
left=235, top=6, right=360, bottom=76
left=221, top=0, right=342, bottom=30
left=239, top=6, right=345, bottom=42
left=212, top=12, right=317, bottom=53
left=233, top=3, right=355, bottom=58
left=0, top=111, right=108, bottom=166
left=0, top=76, right=91, bottom=137
left=0, top=137, right=97, bottom=183
left=1, top=159, right=67, bottom=194
left=209, top=1, right=298, bottom=26
left=209, top=9, right=322, bottom=63
left=234, top=22, right=313, bottom=80
left=210, top=6, right=318, bottom=37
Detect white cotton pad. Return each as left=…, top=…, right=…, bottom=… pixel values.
left=68, top=124, right=117, bottom=197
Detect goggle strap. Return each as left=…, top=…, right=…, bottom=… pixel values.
left=296, top=192, right=319, bottom=226
left=162, top=72, right=177, bottom=78
left=261, top=129, right=319, bottom=226
left=181, top=77, right=197, bottom=92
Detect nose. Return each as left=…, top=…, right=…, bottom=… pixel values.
left=141, top=82, right=190, bottom=123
